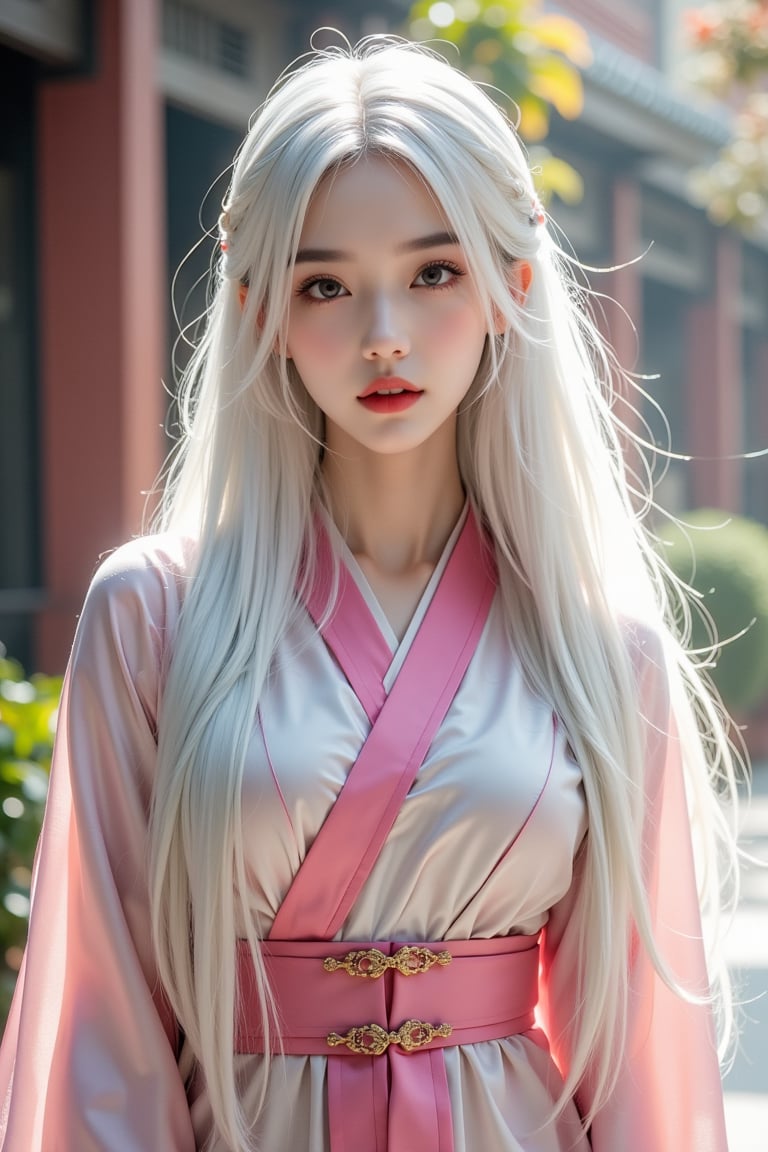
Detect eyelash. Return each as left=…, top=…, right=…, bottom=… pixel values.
left=415, top=260, right=464, bottom=288
left=295, top=260, right=465, bottom=301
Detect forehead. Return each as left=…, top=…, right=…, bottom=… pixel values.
left=299, top=154, right=450, bottom=246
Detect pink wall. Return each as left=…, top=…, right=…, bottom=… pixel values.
left=589, top=178, right=646, bottom=470
left=685, top=235, right=742, bottom=512
left=36, top=0, right=165, bottom=670
left=555, top=0, right=654, bottom=63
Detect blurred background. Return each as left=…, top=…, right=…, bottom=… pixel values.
left=0, top=0, right=766, bottom=685
left=0, top=0, right=766, bottom=1145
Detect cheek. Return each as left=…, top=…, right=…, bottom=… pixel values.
left=426, top=304, right=486, bottom=354
left=287, top=315, right=347, bottom=364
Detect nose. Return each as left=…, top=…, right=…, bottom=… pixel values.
left=361, top=293, right=410, bottom=361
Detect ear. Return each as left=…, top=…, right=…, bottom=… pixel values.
left=493, top=260, right=533, bottom=334
left=237, top=283, right=266, bottom=331
left=513, top=260, right=533, bottom=301
left=238, top=285, right=289, bottom=357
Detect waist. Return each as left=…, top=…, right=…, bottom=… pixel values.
left=235, top=935, right=540, bottom=1057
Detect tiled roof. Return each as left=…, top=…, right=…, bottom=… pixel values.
left=586, top=35, right=731, bottom=147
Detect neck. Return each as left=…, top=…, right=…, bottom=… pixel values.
left=321, top=430, right=465, bottom=574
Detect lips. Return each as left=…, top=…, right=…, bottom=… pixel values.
left=358, top=376, right=422, bottom=399
left=358, top=392, right=422, bottom=414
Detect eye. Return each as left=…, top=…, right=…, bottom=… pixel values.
left=413, top=261, right=464, bottom=289
left=297, top=276, right=348, bottom=301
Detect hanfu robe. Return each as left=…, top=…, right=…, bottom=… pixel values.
left=0, top=508, right=728, bottom=1150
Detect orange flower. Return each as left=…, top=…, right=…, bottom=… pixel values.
left=684, top=8, right=720, bottom=44
left=747, top=9, right=768, bottom=33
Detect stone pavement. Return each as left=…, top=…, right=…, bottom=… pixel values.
left=724, top=762, right=768, bottom=1151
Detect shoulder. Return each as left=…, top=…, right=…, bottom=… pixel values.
left=618, top=616, right=667, bottom=680
left=72, top=534, right=199, bottom=689
left=83, top=534, right=196, bottom=624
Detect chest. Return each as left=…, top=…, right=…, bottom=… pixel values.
left=239, top=602, right=587, bottom=938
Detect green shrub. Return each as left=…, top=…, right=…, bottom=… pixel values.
left=0, top=644, right=61, bottom=1022
left=659, top=509, right=768, bottom=713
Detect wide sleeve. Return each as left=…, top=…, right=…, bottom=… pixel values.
left=0, top=539, right=196, bottom=1151
left=539, top=625, right=729, bottom=1151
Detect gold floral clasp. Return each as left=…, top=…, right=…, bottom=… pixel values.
left=327, top=1019, right=453, bottom=1056
left=323, top=945, right=452, bottom=979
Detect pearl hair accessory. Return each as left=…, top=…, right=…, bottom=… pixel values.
left=219, top=208, right=232, bottom=252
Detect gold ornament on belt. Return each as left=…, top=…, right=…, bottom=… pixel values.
left=327, top=1019, right=453, bottom=1056
left=323, top=945, right=452, bottom=979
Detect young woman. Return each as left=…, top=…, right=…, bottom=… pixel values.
left=0, top=38, right=739, bottom=1152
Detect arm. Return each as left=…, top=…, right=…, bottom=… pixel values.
left=540, top=626, right=729, bottom=1151
left=0, top=540, right=196, bottom=1151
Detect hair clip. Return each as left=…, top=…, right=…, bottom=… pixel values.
left=528, top=194, right=546, bottom=227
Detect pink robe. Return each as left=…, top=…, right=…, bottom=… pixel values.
left=0, top=515, right=728, bottom=1150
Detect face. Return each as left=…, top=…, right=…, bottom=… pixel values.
left=284, top=155, right=491, bottom=461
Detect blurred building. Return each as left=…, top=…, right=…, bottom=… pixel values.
left=0, top=0, right=408, bottom=670
left=551, top=0, right=768, bottom=531
left=1, top=0, right=767, bottom=675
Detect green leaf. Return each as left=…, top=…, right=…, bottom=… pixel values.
left=659, top=510, right=768, bottom=711
left=0, top=725, right=13, bottom=756
left=0, top=648, right=62, bottom=1025
left=0, top=660, right=24, bottom=684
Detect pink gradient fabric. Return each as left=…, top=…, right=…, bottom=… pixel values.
left=0, top=510, right=728, bottom=1150
left=540, top=627, right=729, bottom=1150
left=256, top=510, right=496, bottom=1151
left=236, top=937, right=540, bottom=1152
left=274, top=508, right=497, bottom=942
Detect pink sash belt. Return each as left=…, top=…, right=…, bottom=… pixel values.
left=235, top=934, right=540, bottom=1152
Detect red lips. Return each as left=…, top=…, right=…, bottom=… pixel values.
left=357, top=377, right=423, bottom=414
left=358, top=376, right=421, bottom=399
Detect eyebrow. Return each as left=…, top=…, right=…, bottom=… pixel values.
left=294, top=231, right=460, bottom=264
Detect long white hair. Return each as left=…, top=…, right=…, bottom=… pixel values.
left=149, top=38, right=740, bottom=1150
